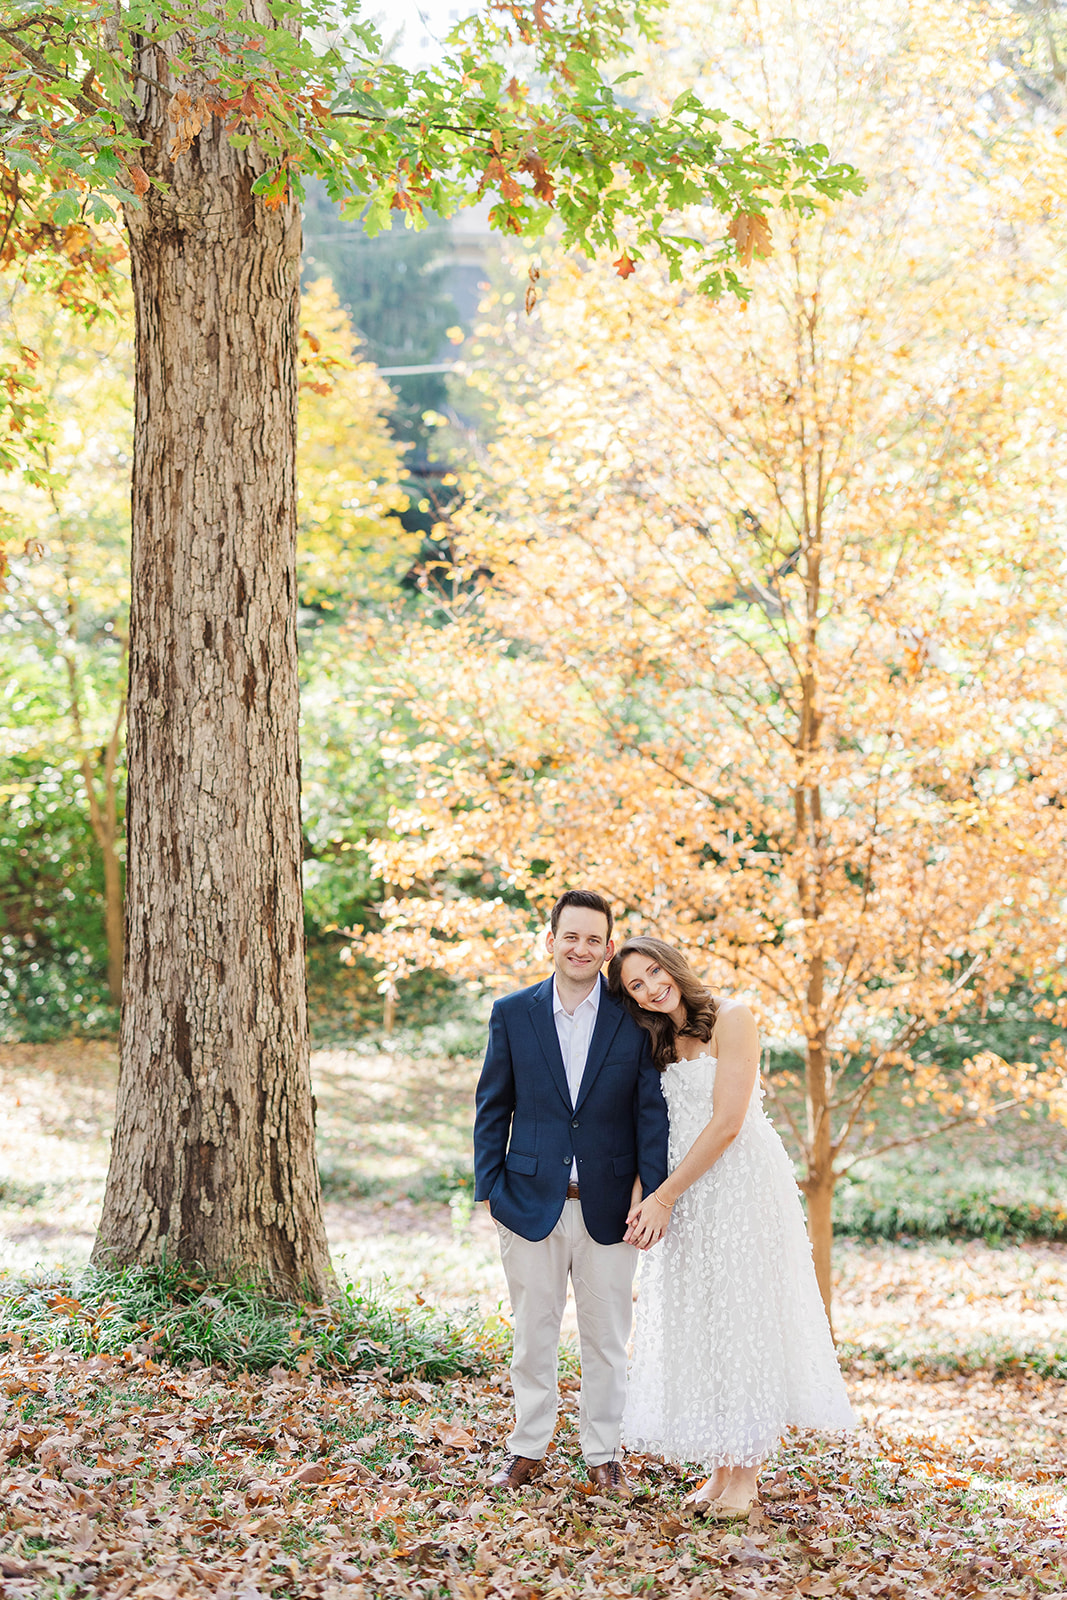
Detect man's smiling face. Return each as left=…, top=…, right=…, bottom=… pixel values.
left=546, top=905, right=614, bottom=986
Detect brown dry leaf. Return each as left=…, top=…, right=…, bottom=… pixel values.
left=727, top=209, right=773, bottom=266
left=0, top=1318, right=1063, bottom=1600
left=247, top=1511, right=285, bottom=1535
left=433, top=1421, right=477, bottom=1450
left=0, top=1556, right=44, bottom=1577
left=243, top=1478, right=278, bottom=1506
left=166, top=89, right=210, bottom=161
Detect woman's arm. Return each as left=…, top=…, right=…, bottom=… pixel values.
left=624, top=1003, right=760, bottom=1249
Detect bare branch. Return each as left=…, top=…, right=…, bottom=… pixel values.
left=838, top=1096, right=1029, bottom=1172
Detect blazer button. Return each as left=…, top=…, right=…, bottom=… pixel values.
left=571, top=1119, right=579, bottom=1129
left=562, top=1156, right=569, bottom=1164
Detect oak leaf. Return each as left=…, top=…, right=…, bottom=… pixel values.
left=614, top=253, right=636, bottom=278
left=728, top=210, right=773, bottom=266
left=519, top=153, right=555, bottom=204
left=432, top=1420, right=477, bottom=1450
left=483, top=156, right=522, bottom=204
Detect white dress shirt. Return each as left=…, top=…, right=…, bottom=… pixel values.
left=552, top=976, right=600, bottom=1181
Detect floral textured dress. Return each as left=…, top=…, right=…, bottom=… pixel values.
left=623, top=1053, right=855, bottom=1467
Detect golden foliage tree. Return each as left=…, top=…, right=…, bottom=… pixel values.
left=0, top=275, right=407, bottom=1026
left=356, top=0, right=1067, bottom=1318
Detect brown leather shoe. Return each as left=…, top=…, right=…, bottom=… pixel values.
left=489, top=1454, right=543, bottom=1490
left=588, top=1460, right=632, bottom=1497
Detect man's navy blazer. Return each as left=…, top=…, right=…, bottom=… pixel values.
left=473, top=974, right=670, bottom=1245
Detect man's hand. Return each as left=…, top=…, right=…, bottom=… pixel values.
left=624, top=1191, right=671, bottom=1250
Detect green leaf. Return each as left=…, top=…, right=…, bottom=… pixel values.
left=50, top=193, right=82, bottom=227
left=6, top=150, right=40, bottom=177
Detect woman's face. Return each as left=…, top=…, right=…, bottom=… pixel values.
left=620, top=952, right=684, bottom=1017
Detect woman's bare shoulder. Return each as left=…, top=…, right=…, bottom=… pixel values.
left=712, top=996, right=755, bottom=1021
left=709, top=997, right=759, bottom=1042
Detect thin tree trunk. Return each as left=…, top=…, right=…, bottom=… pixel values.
left=100, top=826, right=124, bottom=1006
left=93, top=45, right=333, bottom=1299
left=793, top=383, right=836, bottom=1325
left=803, top=1154, right=835, bottom=1332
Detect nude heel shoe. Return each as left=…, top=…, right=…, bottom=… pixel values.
left=702, top=1496, right=757, bottom=1520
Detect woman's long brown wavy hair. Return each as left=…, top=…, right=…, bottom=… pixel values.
left=606, top=937, right=718, bottom=1072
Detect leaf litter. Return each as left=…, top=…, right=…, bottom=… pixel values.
left=0, top=1339, right=1064, bottom=1599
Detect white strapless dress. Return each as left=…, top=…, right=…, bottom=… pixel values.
left=623, top=1053, right=855, bottom=1467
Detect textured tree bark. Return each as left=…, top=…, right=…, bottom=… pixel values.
left=92, top=47, right=334, bottom=1298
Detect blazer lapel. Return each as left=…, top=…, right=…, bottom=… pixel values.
left=528, top=978, right=572, bottom=1109
left=573, top=979, right=624, bottom=1114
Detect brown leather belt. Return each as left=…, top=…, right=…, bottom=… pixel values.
left=566, top=1182, right=580, bottom=1200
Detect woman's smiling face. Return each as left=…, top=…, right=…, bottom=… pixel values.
left=620, top=951, right=683, bottom=1016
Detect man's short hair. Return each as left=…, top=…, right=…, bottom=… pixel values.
left=549, top=889, right=614, bottom=940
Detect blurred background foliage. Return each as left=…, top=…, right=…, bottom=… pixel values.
left=2, top=0, right=1067, bottom=1211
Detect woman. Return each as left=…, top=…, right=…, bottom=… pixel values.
left=607, top=937, right=854, bottom=1517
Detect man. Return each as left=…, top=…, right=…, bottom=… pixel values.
left=473, top=889, right=669, bottom=1495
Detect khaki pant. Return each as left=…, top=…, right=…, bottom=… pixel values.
left=496, top=1199, right=638, bottom=1466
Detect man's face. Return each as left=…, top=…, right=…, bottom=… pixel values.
left=546, top=906, right=614, bottom=984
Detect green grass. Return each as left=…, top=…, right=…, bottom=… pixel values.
left=0, top=1258, right=500, bottom=1380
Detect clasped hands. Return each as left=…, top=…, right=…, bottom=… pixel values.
left=625, top=1179, right=674, bottom=1250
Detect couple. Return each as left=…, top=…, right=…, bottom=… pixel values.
left=473, top=889, right=854, bottom=1516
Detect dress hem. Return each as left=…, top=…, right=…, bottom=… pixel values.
left=623, top=1435, right=771, bottom=1469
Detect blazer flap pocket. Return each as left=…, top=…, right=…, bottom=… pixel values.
left=612, top=1154, right=637, bottom=1177
left=505, top=1151, right=538, bottom=1176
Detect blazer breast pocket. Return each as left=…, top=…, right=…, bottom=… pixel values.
left=505, top=1151, right=538, bottom=1175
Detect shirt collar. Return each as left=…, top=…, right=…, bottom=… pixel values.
left=552, top=974, right=601, bottom=1020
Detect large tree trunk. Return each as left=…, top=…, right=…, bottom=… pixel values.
left=92, top=52, right=334, bottom=1299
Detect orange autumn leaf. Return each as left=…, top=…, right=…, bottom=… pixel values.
left=728, top=210, right=773, bottom=267
left=614, top=252, right=636, bottom=277
left=519, top=152, right=556, bottom=204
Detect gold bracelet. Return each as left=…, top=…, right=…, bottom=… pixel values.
left=650, top=1191, right=675, bottom=1210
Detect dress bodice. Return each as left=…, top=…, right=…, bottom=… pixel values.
left=660, top=1053, right=764, bottom=1152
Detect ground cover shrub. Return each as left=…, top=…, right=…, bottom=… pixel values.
left=834, top=1162, right=1067, bottom=1243
left=0, top=1258, right=497, bottom=1379
left=0, top=1176, right=48, bottom=1207
left=316, top=1160, right=388, bottom=1201
left=0, top=757, right=119, bottom=1042
left=838, top=1330, right=1067, bottom=1380
left=407, top=1159, right=475, bottom=1206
